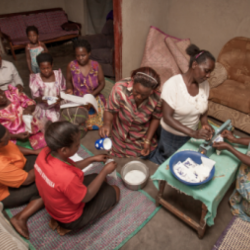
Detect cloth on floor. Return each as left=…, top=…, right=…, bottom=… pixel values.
left=5, top=145, right=160, bottom=250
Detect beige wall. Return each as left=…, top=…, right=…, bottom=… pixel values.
left=121, top=0, right=250, bottom=78
left=65, top=0, right=85, bottom=35
left=122, top=0, right=168, bottom=77
left=0, top=0, right=65, bottom=14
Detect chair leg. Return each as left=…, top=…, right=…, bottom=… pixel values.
left=10, top=43, right=16, bottom=60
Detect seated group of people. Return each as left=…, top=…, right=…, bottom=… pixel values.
left=0, top=28, right=249, bottom=241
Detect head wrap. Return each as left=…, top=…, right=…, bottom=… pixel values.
left=195, top=51, right=204, bottom=59
left=0, top=124, right=6, bottom=140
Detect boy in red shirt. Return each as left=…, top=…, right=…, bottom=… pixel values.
left=35, top=121, right=119, bottom=235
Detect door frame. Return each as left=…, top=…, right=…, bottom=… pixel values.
left=113, top=0, right=122, bottom=81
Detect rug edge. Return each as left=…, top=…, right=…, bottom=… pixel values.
left=212, top=216, right=237, bottom=250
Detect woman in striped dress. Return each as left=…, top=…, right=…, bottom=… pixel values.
left=99, top=67, right=162, bottom=158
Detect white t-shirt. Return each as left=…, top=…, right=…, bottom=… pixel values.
left=160, top=74, right=210, bottom=136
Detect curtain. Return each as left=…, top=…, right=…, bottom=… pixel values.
left=84, top=0, right=113, bottom=34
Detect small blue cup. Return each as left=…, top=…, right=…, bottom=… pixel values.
left=95, top=137, right=112, bottom=150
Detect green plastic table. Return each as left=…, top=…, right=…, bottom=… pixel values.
left=151, top=138, right=247, bottom=238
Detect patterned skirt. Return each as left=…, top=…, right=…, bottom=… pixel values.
left=230, top=162, right=250, bottom=222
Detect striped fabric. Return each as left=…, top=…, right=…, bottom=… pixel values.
left=105, top=79, right=162, bottom=157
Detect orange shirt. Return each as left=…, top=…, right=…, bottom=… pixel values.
left=0, top=141, right=28, bottom=201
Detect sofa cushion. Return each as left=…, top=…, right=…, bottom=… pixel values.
left=140, top=26, right=186, bottom=89
left=0, top=16, right=26, bottom=40
left=46, top=11, right=68, bottom=32
left=90, top=48, right=113, bottom=64
left=209, top=79, right=250, bottom=114
left=218, top=37, right=250, bottom=85
left=208, top=62, right=228, bottom=89
left=24, top=13, right=49, bottom=34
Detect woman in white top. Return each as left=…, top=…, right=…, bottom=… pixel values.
left=149, top=44, right=215, bottom=164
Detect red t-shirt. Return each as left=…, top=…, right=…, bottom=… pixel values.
left=35, top=147, right=87, bottom=223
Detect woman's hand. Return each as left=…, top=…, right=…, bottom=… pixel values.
left=202, top=124, right=214, bottom=140
left=16, top=84, right=24, bottom=92
left=65, top=89, right=73, bottom=95
left=213, top=141, right=232, bottom=151
left=141, top=143, right=151, bottom=156
left=221, top=130, right=236, bottom=143
left=191, top=128, right=211, bottom=140
left=103, top=161, right=117, bottom=175
left=93, top=154, right=111, bottom=163
left=99, top=124, right=112, bottom=138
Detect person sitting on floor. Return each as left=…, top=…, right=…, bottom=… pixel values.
left=35, top=121, right=120, bottom=235
left=213, top=130, right=250, bottom=222
left=148, top=44, right=215, bottom=164
left=66, top=39, right=106, bottom=130
left=0, top=85, right=46, bottom=149
left=0, top=124, right=44, bottom=239
left=0, top=54, right=24, bottom=92
left=29, top=53, right=66, bottom=122
left=99, top=66, right=162, bottom=158
left=25, top=26, right=48, bottom=74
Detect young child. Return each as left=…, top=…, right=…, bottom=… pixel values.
left=29, top=53, right=66, bottom=122
left=213, top=130, right=250, bottom=222
left=35, top=121, right=120, bottom=235
left=0, top=124, right=43, bottom=239
left=25, top=26, right=48, bottom=74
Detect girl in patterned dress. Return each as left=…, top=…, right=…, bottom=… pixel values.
left=66, top=39, right=106, bottom=130
left=25, top=26, right=48, bottom=74
left=29, top=53, right=66, bottom=122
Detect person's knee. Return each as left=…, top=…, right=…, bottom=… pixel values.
left=112, top=185, right=120, bottom=203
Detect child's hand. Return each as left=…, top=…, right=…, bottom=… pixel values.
left=65, top=89, right=73, bottom=95
left=34, top=148, right=44, bottom=155
left=221, top=130, right=235, bottom=143
left=55, top=96, right=61, bottom=105
left=16, top=132, right=30, bottom=140
left=93, top=154, right=111, bottom=163
left=103, top=161, right=117, bottom=175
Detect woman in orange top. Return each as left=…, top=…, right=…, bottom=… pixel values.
left=0, top=124, right=43, bottom=239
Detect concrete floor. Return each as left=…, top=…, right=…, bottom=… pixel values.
left=2, top=42, right=248, bottom=250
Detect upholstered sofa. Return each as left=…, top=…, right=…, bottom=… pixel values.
left=0, top=8, right=81, bottom=60
left=80, top=19, right=114, bottom=77
left=208, top=37, right=250, bottom=134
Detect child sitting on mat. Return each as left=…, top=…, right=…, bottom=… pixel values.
left=213, top=130, right=250, bottom=222
left=25, top=26, right=48, bottom=74
left=35, top=121, right=120, bottom=235
left=29, top=53, right=66, bottom=122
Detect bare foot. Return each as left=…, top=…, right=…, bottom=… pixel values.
left=10, top=216, right=29, bottom=239
left=57, top=226, right=71, bottom=236
left=49, top=218, right=59, bottom=231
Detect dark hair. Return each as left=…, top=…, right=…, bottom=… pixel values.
left=36, top=53, right=53, bottom=66
left=26, top=25, right=39, bottom=36
left=186, top=44, right=215, bottom=68
left=131, top=67, right=160, bottom=89
left=45, top=121, right=79, bottom=152
left=0, top=124, right=6, bottom=140
left=73, top=39, right=91, bottom=53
